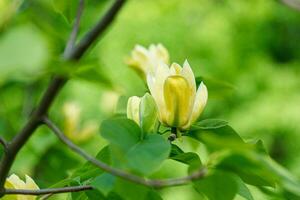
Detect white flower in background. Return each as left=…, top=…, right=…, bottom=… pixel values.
left=147, top=60, right=208, bottom=130
left=126, top=44, right=169, bottom=79
left=100, top=90, right=121, bottom=114
left=63, top=102, right=98, bottom=142
left=4, top=174, right=39, bottom=200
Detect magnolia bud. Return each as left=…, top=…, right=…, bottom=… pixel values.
left=127, top=93, right=158, bottom=133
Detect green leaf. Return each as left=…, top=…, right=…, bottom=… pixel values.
left=127, top=134, right=171, bottom=175
left=100, top=118, right=170, bottom=175
left=236, top=177, right=254, bottom=200
left=114, top=179, right=155, bottom=200
left=100, top=118, right=141, bottom=152
left=85, top=190, right=106, bottom=200
left=144, top=190, right=163, bottom=200
left=212, top=149, right=300, bottom=194
left=92, top=173, right=116, bottom=196
left=194, top=171, right=238, bottom=200
left=170, top=144, right=202, bottom=172
left=192, top=119, right=228, bottom=130
left=0, top=25, right=49, bottom=81
left=187, top=119, right=248, bottom=151
left=214, top=151, right=277, bottom=187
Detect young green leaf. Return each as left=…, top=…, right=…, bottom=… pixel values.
left=127, top=134, right=170, bottom=175
left=100, top=118, right=170, bottom=175
left=92, top=173, right=116, bottom=196
left=100, top=118, right=141, bottom=151
left=169, top=144, right=202, bottom=172
left=194, top=171, right=238, bottom=200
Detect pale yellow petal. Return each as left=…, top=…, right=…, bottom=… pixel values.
left=127, top=96, right=142, bottom=125
left=170, top=63, right=182, bottom=75
left=153, top=43, right=169, bottom=64
left=63, top=102, right=81, bottom=138
left=163, top=75, right=192, bottom=127
left=183, top=82, right=208, bottom=129
left=147, top=62, right=170, bottom=122
left=6, top=174, right=26, bottom=189
left=25, top=175, right=39, bottom=200
left=25, top=175, right=39, bottom=190
left=181, top=60, right=196, bottom=95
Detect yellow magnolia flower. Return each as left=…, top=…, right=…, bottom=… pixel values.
left=63, top=102, right=98, bottom=142
left=126, top=44, right=169, bottom=79
left=147, top=60, right=208, bottom=130
left=127, top=93, right=158, bottom=133
left=3, top=174, right=39, bottom=200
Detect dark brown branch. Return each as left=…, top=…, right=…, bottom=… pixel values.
left=43, top=117, right=207, bottom=188
left=0, top=0, right=126, bottom=195
left=64, top=0, right=85, bottom=57
left=4, top=185, right=93, bottom=195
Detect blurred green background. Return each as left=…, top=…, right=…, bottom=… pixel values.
left=1, top=0, right=300, bottom=199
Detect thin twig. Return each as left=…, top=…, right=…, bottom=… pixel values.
left=64, top=0, right=85, bottom=57
left=66, top=0, right=126, bottom=60
left=4, top=185, right=93, bottom=195
left=42, top=117, right=207, bottom=189
left=0, top=0, right=126, bottom=194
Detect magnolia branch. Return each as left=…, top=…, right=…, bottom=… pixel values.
left=0, top=0, right=126, bottom=195
left=43, top=117, right=207, bottom=189
left=3, top=185, right=92, bottom=196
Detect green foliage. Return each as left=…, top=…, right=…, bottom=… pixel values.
left=52, top=0, right=78, bottom=24
left=1, top=0, right=300, bottom=200
left=170, top=144, right=202, bottom=172
left=100, top=118, right=170, bottom=175
left=0, top=25, right=49, bottom=82
left=188, top=119, right=300, bottom=199
left=194, top=171, right=238, bottom=200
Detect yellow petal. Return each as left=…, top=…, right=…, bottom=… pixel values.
left=127, top=96, right=142, bottom=125
left=63, top=102, right=81, bottom=139
left=25, top=175, right=39, bottom=190
left=25, top=175, right=39, bottom=200
left=126, top=45, right=148, bottom=78
left=4, top=174, right=39, bottom=200
left=181, top=60, right=196, bottom=96
left=183, top=82, right=208, bottom=129
left=6, top=174, right=26, bottom=189
left=163, top=75, right=193, bottom=127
